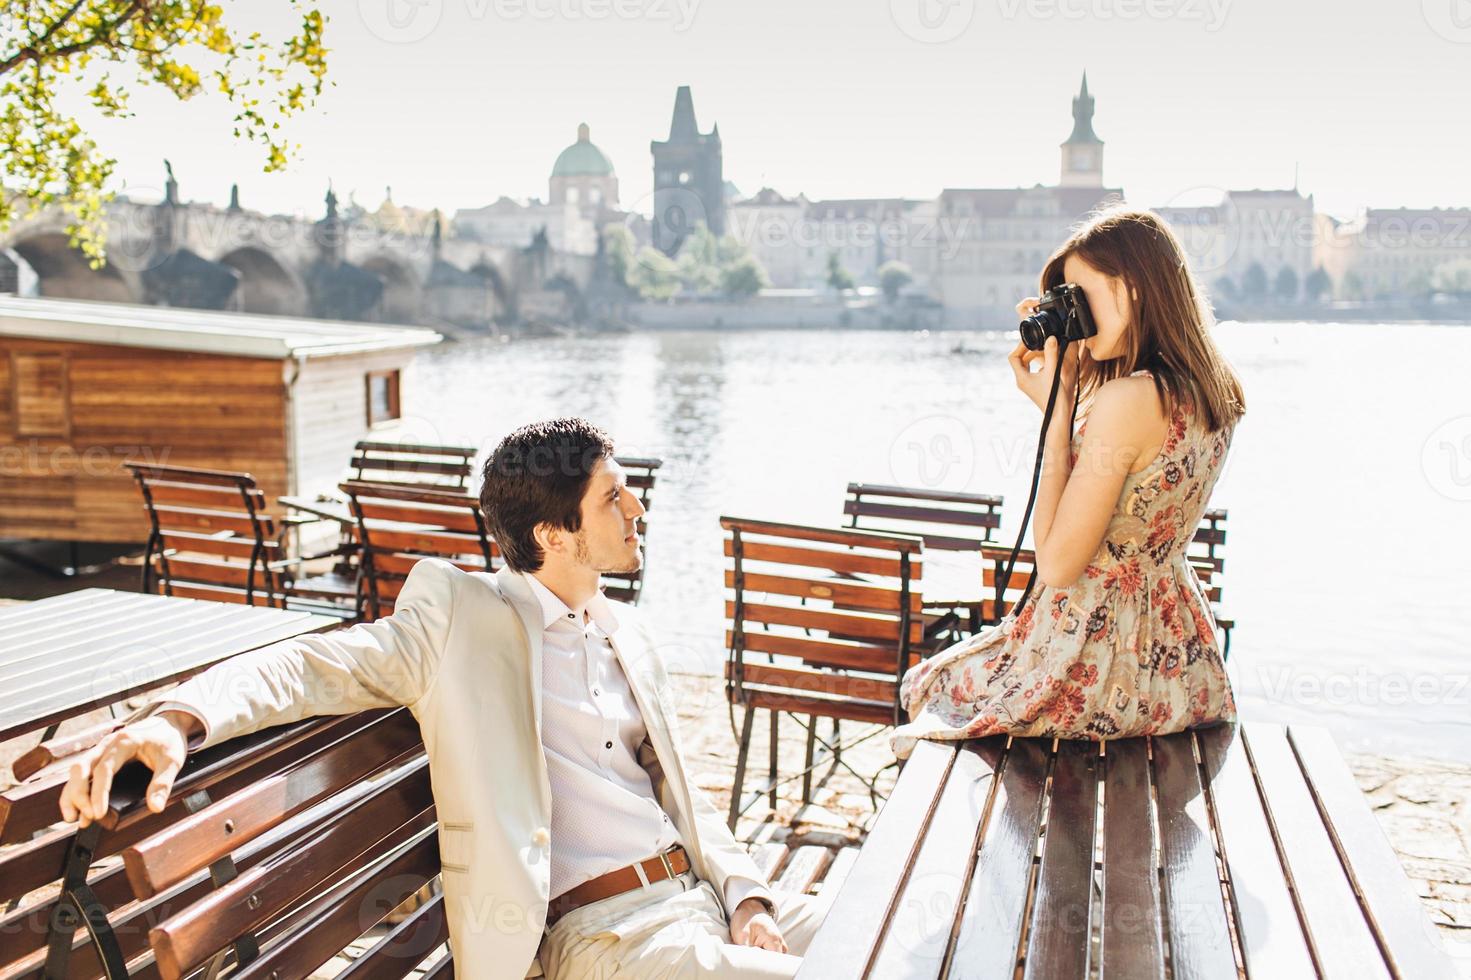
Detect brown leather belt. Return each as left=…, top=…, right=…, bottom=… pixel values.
left=546, top=845, right=691, bottom=928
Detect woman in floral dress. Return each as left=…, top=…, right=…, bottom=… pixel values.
left=893, top=207, right=1247, bottom=758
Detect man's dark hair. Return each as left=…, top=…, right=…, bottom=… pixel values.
left=479, top=418, right=615, bottom=573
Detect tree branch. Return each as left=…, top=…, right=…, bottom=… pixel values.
left=0, top=1, right=147, bottom=76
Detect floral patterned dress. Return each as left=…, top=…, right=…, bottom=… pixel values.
left=892, top=370, right=1237, bottom=758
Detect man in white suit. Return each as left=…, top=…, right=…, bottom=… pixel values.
left=60, top=418, right=828, bottom=978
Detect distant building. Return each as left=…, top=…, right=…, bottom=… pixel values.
left=726, top=187, right=810, bottom=287
left=650, top=85, right=725, bottom=255
left=1060, top=72, right=1105, bottom=188
left=1315, top=207, right=1471, bottom=300
left=549, top=122, right=619, bottom=223
left=1156, top=188, right=1315, bottom=301
left=452, top=196, right=596, bottom=256
left=454, top=124, right=616, bottom=256
left=928, top=75, right=1123, bottom=323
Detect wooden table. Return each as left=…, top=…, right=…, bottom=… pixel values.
left=278, top=493, right=354, bottom=525
left=0, top=589, right=339, bottom=743
left=797, top=723, right=1459, bottom=979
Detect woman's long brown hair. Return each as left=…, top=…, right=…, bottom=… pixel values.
left=1040, top=206, right=1246, bottom=433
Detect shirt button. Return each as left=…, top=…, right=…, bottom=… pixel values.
left=605, top=740, right=613, bottom=749
left=593, top=689, right=600, bottom=696
left=532, top=827, right=550, bottom=847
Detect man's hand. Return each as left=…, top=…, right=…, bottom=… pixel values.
left=729, top=897, right=787, bottom=953
left=58, top=710, right=198, bottom=827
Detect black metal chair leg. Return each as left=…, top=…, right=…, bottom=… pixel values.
left=767, top=709, right=779, bottom=810
left=802, top=716, right=817, bottom=804
left=728, top=704, right=755, bottom=831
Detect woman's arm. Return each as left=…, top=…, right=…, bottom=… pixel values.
left=1034, top=378, right=1162, bottom=587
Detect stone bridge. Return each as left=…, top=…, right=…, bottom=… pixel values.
left=0, top=191, right=596, bottom=330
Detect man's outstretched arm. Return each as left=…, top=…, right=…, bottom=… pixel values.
left=59, top=557, right=458, bottom=826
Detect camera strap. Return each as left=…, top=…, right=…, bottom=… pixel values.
left=996, top=338, right=1081, bottom=620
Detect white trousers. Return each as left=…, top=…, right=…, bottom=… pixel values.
left=537, top=870, right=830, bottom=979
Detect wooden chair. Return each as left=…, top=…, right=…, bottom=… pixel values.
left=282, top=439, right=481, bottom=611
left=125, top=461, right=292, bottom=609
left=842, top=482, right=1002, bottom=642
left=796, top=724, right=1461, bottom=979
left=722, top=517, right=925, bottom=830
left=342, top=480, right=497, bottom=621
left=349, top=439, right=479, bottom=490
left=1191, top=506, right=1234, bottom=657
left=602, top=456, right=662, bottom=605
left=0, top=709, right=450, bottom=980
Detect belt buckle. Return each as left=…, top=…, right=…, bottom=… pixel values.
left=658, top=849, right=676, bottom=880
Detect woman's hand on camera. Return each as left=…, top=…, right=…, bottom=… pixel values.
left=1009, top=334, right=1081, bottom=413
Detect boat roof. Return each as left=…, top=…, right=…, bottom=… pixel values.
left=0, top=295, right=442, bottom=359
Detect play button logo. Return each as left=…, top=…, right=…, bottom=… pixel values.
left=890, top=0, right=976, bottom=43
left=1423, top=0, right=1471, bottom=41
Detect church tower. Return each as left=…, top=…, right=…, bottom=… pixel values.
left=650, top=85, right=725, bottom=256
left=1060, top=73, right=1104, bottom=188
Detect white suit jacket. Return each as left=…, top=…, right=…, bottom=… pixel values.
left=143, top=559, right=774, bottom=978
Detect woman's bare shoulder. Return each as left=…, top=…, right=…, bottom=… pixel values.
left=1088, top=375, right=1170, bottom=469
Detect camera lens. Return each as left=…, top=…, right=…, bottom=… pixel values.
left=1019, top=309, right=1062, bottom=351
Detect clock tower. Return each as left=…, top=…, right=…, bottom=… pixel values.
left=1060, top=72, right=1104, bottom=188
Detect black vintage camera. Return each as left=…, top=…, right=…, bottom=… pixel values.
left=1018, top=282, right=1097, bottom=351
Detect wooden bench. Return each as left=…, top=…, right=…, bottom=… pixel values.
left=795, top=724, right=1459, bottom=979
left=0, top=709, right=450, bottom=980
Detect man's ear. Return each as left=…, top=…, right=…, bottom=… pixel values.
left=532, top=521, right=560, bottom=559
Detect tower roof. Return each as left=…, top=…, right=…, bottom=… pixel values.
left=552, top=123, right=615, bottom=177
left=1065, top=72, right=1102, bottom=145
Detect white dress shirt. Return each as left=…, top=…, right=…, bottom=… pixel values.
left=526, top=574, right=683, bottom=901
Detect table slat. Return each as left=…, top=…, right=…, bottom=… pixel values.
left=867, top=739, right=1005, bottom=978
left=1152, top=732, right=1236, bottom=980
left=944, top=737, right=1050, bottom=978
left=0, top=591, right=336, bottom=742
left=1196, top=724, right=1318, bottom=978
left=1246, top=724, right=1392, bottom=980
left=1100, top=738, right=1166, bottom=980
left=795, top=739, right=957, bottom=980
left=1023, top=740, right=1099, bottom=980
left=1287, top=725, right=1459, bottom=980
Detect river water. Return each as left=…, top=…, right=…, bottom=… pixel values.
left=401, top=321, right=1471, bottom=762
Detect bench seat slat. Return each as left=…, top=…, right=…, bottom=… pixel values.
left=1197, top=725, right=1317, bottom=978
left=1151, top=732, right=1236, bottom=980
left=228, top=826, right=441, bottom=980
left=336, top=892, right=451, bottom=980
left=1286, top=725, right=1461, bottom=980
left=1100, top=738, right=1165, bottom=980
left=868, top=739, right=1007, bottom=976
left=795, top=738, right=956, bottom=977
left=1248, top=724, right=1395, bottom=980
left=1023, top=740, right=1099, bottom=980
left=946, top=737, right=1050, bottom=976
left=149, top=761, right=435, bottom=978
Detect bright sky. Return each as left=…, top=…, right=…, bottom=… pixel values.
left=70, top=0, right=1471, bottom=222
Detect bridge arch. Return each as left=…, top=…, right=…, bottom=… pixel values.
left=6, top=232, right=137, bottom=302
left=219, top=246, right=307, bottom=316
left=361, top=254, right=423, bottom=324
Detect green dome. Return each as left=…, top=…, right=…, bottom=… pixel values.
left=552, top=123, right=614, bottom=177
